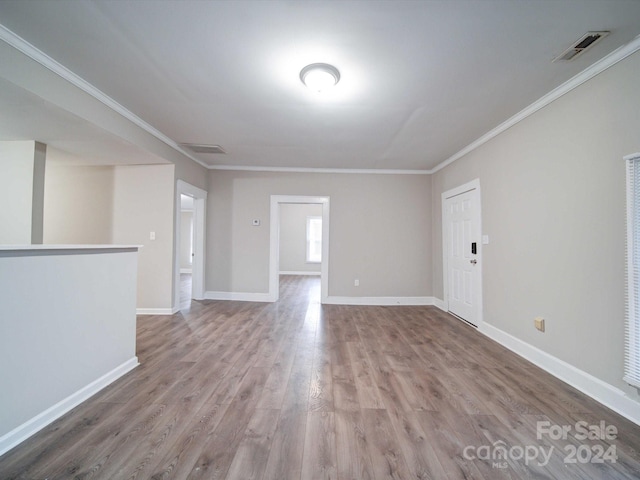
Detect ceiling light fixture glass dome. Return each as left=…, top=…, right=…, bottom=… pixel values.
left=300, top=63, right=340, bottom=93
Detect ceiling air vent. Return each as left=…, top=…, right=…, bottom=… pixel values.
left=180, top=143, right=226, bottom=154
left=553, top=31, right=609, bottom=62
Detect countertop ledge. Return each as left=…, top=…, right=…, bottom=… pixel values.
left=0, top=245, right=142, bottom=254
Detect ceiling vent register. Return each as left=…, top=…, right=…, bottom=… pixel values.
left=180, top=143, right=226, bottom=154
left=553, top=31, right=610, bottom=62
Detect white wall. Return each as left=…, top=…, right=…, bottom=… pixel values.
left=0, top=140, right=44, bottom=244
left=0, top=247, right=138, bottom=455
left=431, top=50, right=640, bottom=405
left=43, top=163, right=176, bottom=311
left=113, top=164, right=175, bottom=311
left=1, top=39, right=210, bottom=309
left=279, top=203, right=322, bottom=274
left=206, top=171, right=432, bottom=298
left=43, top=164, right=115, bottom=244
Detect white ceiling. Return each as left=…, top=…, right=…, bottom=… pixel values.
left=1, top=0, right=639, bottom=171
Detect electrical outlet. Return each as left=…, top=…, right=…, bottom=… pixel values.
left=354, top=279, right=359, bottom=287
left=149, top=231, right=156, bottom=240
left=534, top=317, right=545, bottom=332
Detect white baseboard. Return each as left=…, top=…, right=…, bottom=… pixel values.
left=323, top=296, right=436, bottom=306
left=180, top=268, right=192, bottom=274
left=433, top=297, right=446, bottom=311
left=0, top=357, right=139, bottom=457
left=136, top=307, right=175, bottom=315
left=279, top=271, right=321, bottom=276
left=204, top=291, right=274, bottom=302
left=202, top=292, right=436, bottom=306
left=479, top=322, right=640, bottom=426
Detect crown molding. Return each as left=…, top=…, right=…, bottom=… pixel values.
left=0, top=24, right=208, bottom=169
left=432, top=33, right=640, bottom=173
left=207, top=164, right=431, bottom=175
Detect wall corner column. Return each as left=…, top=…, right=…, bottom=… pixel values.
left=30, top=141, right=47, bottom=244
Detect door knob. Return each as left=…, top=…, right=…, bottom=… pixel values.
left=470, top=259, right=477, bottom=265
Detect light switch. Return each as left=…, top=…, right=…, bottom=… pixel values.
left=150, top=231, right=156, bottom=240
left=482, top=235, right=489, bottom=245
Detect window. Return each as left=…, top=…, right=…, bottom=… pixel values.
left=306, top=216, right=322, bottom=263
left=625, top=153, right=640, bottom=388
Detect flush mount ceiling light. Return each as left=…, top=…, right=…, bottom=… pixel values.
left=300, top=63, right=340, bottom=93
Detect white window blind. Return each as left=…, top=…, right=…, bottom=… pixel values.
left=624, top=153, right=640, bottom=388
left=306, top=216, right=322, bottom=263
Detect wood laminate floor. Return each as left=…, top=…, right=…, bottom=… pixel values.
left=1, top=275, right=639, bottom=479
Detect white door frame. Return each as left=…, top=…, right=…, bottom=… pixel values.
left=174, top=180, right=207, bottom=311
left=269, top=195, right=330, bottom=303
left=442, top=178, right=483, bottom=327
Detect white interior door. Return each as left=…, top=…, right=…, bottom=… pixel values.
left=444, top=186, right=481, bottom=326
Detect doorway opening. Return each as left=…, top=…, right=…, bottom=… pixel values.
left=269, top=195, right=330, bottom=303
left=278, top=203, right=323, bottom=304
left=174, top=180, right=207, bottom=312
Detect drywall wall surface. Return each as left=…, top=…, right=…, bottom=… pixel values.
left=30, top=142, right=46, bottom=244
left=0, top=247, right=138, bottom=448
left=0, top=141, right=36, bottom=244
left=279, top=203, right=323, bottom=274
left=207, top=170, right=432, bottom=297
left=113, top=164, right=175, bottom=310
left=43, top=164, right=115, bottom=244
left=174, top=155, right=208, bottom=192
left=431, top=50, right=640, bottom=400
